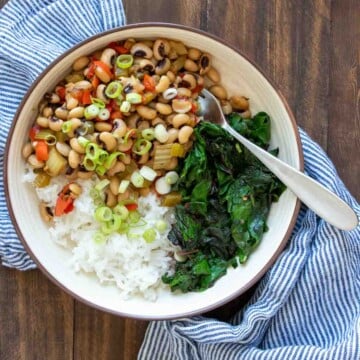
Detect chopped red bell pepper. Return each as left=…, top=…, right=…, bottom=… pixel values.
left=29, top=125, right=40, bottom=141
left=93, top=60, right=113, bottom=79
left=82, top=89, right=92, bottom=105
left=54, top=183, right=76, bottom=216
left=108, top=42, right=130, bottom=54
left=143, top=74, right=156, bottom=92
left=35, top=140, right=49, bottom=162
left=125, top=203, right=138, bottom=212
left=55, top=86, right=66, bottom=101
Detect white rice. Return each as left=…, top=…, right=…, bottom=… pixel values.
left=24, top=169, right=178, bottom=301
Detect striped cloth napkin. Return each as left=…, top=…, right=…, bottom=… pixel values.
left=0, top=1, right=359, bottom=360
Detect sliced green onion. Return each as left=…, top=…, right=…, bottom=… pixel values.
left=95, top=165, right=107, bottom=176
left=143, top=228, right=157, bottom=243
left=139, top=165, right=157, bottom=181
left=165, top=171, right=179, bottom=185
left=98, top=108, right=110, bottom=121
left=86, top=142, right=99, bottom=157
left=77, top=136, right=90, bottom=148
left=61, top=121, right=73, bottom=134
left=84, top=104, right=100, bottom=120
left=101, top=214, right=122, bottom=234
left=105, top=81, right=123, bottom=99
left=98, top=150, right=109, bottom=164
left=90, top=188, right=101, bottom=200
left=124, top=128, right=136, bottom=143
left=117, top=221, right=129, bottom=234
left=34, top=130, right=57, bottom=145
left=132, top=139, right=152, bottom=155
left=120, top=100, right=131, bottom=113
left=155, top=220, right=168, bottom=233
left=75, top=124, right=89, bottom=136
left=141, top=128, right=155, bottom=141
left=130, top=171, right=144, bottom=188
left=104, top=151, right=123, bottom=170
left=126, top=93, right=142, bottom=104
left=84, top=121, right=95, bottom=134
left=91, top=97, right=106, bottom=109
left=95, top=179, right=110, bottom=191
left=116, top=54, right=134, bottom=69
left=118, top=179, right=130, bottom=194
left=83, top=156, right=97, bottom=171
left=113, top=204, right=129, bottom=220
left=93, top=231, right=106, bottom=244
left=94, top=206, right=113, bottom=222
left=128, top=210, right=141, bottom=224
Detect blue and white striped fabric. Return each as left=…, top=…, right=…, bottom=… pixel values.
left=0, top=0, right=126, bottom=269
left=139, top=131, right=360, bottom=360
left=0, top=2, right=359, bottom=359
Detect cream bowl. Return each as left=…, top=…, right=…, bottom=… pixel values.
left=4, top=23, right=302, bottom=319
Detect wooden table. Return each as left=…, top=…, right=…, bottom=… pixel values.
left=0, top=1, right=359, bottom=359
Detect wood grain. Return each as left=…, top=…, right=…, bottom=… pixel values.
left=0, top=1, right=359, bottom=360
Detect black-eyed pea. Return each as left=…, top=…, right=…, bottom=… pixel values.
left=69, top=183, right=82, bottom=197
left=69, top=137, right=86, bottom=154
left=95, top=122, right=112, bottom=132
left=45, top=92, right=60, bottom=104
left=28, top=154, right=44, bottom=169
left=136, top=105, right=157, bottom=120
left=110, top=177, right=120, bottom=196
left=229, top=95, right=249, bottom=111
left=176, top=87, right=192, bottom=98
left=169, top=40, right=188, bottom=55
left=48, top=117, right=63, bottom=132
left=68, top=150, right=81, bottom=169
left=172, top=99, right=192, bottom=113
left=107, top=161, right=126, bottom=176
left=199, top=53, right=211, bottom=75
left=121, top=153, right=131, bottom=165
left=22, top=142, right=33, bottom=159
left=77, top=170, right=94, bottom=179
left=138, top=152, right=149, bottom=164
left=68, top=106, right=85, bottom=119
left=178, top=125, right=194, bottom=144
left=95, top=65, right=111, bottom=83
left=74, top=80, right=92, bottom=90
left=152, top=117, right=166, bottom=127
left=96, top=84, right=109, bottom=103
left=173, top=114, right=190, bottom=128
left=155, top=75, right=170, bottom=93
left=155, top=58, right=171, bottom=76
left=137, top=120, right=150, bottom=131
left=99, top=132, right=117, bottom=152
left=166, top=113, right=176, bottom=125
left=153, top=39, right=171, bottom=60
left=188, top=48, right=202, bottom=61
left=42, top=107, right=53, bottom=118
left=112, top=119, right=127, bottom=137
left=221, top=100, right=233, bottom=115
left=117, top=190, right=130, bottom=203
left=206, top=67, right=220, bottom=83
left=56, top=142, right=71, bottom=157
left=165, top=128, right=179, bottom=144
left=66, top=95, right=78, bottom=110
left=72, top=56, right=90, bottom=71
left=184, top=59, right=199, bottom=72
left=182, top=73, right=197, bottom=89
left=36, top=116, right=49, bottom=128
left=55, top=106, right=69, bottom=120
left=105, top=188, right=117, bottom=208
left=166, top=70, right=176, bottom=82
left=155, top=102, right=173, bottom=115
left=130, top=42, right=153, bottom=59
left=118, top=139, right=133, bottom=152
left=164, top=157, right=178, bottom=170
left=241, top=110, right=252, bottom=119
left=209, top=85, right=228, bottom=100
left=139, top=187, right=151, bottom=197
left=100, top=48, right=117, bottom=68
left=39, top=202, right=53, bottom=222
left=127, top=114, right=140, bottom=129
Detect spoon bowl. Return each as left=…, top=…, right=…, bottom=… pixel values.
left=198, top=89, right=358, bottom=231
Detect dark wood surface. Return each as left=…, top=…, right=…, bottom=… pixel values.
left=0, top=1, right=359, bottom=359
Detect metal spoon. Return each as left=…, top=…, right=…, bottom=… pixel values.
left=198, top=89, right=358, bottom=231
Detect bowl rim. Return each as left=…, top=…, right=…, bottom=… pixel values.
left=4, top=22, right=303, bottom=320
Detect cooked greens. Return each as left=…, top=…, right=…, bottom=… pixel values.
left=162, top=112, right=285, bottom=293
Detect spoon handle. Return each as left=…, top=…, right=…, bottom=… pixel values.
left=223, top=123, right=358, bottom=231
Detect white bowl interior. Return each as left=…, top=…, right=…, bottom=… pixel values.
left=6, top=25, right=301, bottom=319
